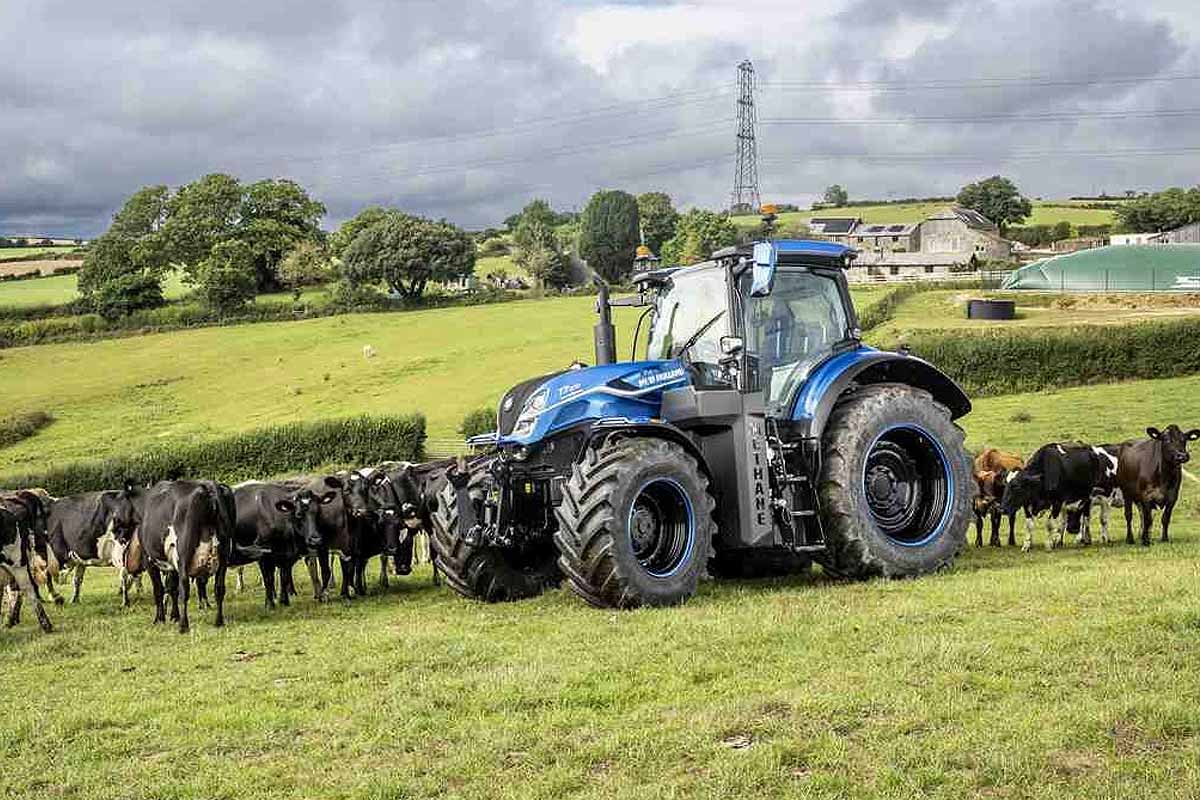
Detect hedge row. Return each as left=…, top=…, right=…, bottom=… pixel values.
left=0, top=414, right=426, bottom=496
left=906, top=317, right=1200, bottom=397
left=0, top=411, right=54, bottom=450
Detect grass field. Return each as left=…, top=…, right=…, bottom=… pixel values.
left=2, top=373, right=1198, bottom=798
left=0, top=288, right=885, bottom=472
left=0, top=271, right=198, bottom=311
left=865, top=290, right=1200, bottom=345
left=0, top=245, right=79, bottom=261
left=4, top=286, right=1200, bottom=797
left=734, top=201, right=1119, bottom=230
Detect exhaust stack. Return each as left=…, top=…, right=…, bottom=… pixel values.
left=593, top=277, right=616, bottom=365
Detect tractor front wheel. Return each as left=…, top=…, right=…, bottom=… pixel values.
left=431, top=466, right=560, bottom=603
left=555, top=438, right=716, bottom=609
left=817, top=383, right=972, bottom=579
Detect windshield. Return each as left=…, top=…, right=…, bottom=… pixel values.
left=646, top=266, right=729, bottom=366
left=744, top=269, right=849, bottom=410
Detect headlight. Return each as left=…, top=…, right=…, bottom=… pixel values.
left=513, top=385, right=550, bottom=437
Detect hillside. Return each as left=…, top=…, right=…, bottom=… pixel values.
left=731, top=201, right=1119, bottom=230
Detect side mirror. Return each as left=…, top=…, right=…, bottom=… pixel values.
left=720, top=336, right=744, bottom=356
left=750, top=243, right=776, bottom=297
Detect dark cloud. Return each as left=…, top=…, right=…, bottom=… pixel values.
left=2, top=0, right=1198, bottom=237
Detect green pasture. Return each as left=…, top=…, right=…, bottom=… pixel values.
left=0, top=288, right=885, bottom=472
left=865, top=289, right=1200, bottom=345
left=0, top=245, right=79, bottom=262
left=0, top=271, right=192, bottom=310
left=734, top=201, right=1119, bottom=230
left=2, top=370, right=1198, bottom=798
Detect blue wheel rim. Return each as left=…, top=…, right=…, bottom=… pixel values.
left=627, top=478, right=695, bottom=577
left=862, top=424, right=953, bottom=547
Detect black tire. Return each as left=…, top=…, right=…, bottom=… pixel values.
left=555, top=438, right=716, bottom=609
left=816, top=383, right=972, bottom=579
left=430, top=466, right=559, bottom=603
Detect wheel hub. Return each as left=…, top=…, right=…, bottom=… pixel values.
left=628, top=479, right=694, bottom=578
left=862, top=428, right=951, bottom=545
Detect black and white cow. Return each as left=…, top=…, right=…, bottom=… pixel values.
left=136, top=480, right=238, bottom=632
left=1116, top=425, right=1199, bottom=546
left=1, top=506, right=53, bottom=632
left=1000, top=442, right=1106, bottom=551
left=44, top=485, right=142, bottom=605
left=1065, top=444, right=1123, bottom=546
left=1, top=489, right=62, bottom=606
left=282, top=475, right=356, bottom=601
left=232, top=481, right=306, bottom=608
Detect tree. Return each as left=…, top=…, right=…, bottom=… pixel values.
left=77, top=186, right=173, bottom=318
left=162, top=173, right=243, bottom=271
left=279, top=241, right=332, bottom=301
left=955, top=176, right=1033, bottom=234
left=195, top=239, right=258, bottom=313
left=578, top=190, right=640, bottom=282
left=512, top=214, right=569, bottom=289
left=636, top=192, right=679, bottom=256
left=77, top=233, right=166, bottom=319
left=237, top=178, right=326, bottom=292
left=342, top=213, right=475, bottom=299
left=1114, top=187, right=1200, bottom=233
left=659, top=209, right=738, bottom=266
left=1051, top=221, right=1073, bottom=242
left=823, top=184, right=849, bottom=206
left=329, top=206, right=394, bottom=260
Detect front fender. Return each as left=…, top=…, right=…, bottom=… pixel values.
left=790, top=348, right=971, bottom=439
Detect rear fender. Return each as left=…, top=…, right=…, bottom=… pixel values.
left=791, top=349, right=971, bottom=440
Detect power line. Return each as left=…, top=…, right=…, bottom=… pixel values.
left=759, top=145, right=1200, bottom=164
left=760, top=73, right=1200, bottom=92
left=760, top=108, right=1200, bottom=126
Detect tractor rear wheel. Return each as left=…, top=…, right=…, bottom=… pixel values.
left=816, top=383, right=971, bottom=579
left=431, top=467, right=560, bottom=603
left=555, top=438, right=716, bottom=609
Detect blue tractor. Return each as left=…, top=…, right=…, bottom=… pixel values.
left=432, top=236, right=973, bottom=608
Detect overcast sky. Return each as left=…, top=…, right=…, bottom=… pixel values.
left=3, top=0, right=1199, bottom=237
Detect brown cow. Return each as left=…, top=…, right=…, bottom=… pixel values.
left=972, top=449, right=1023, bottom=547
left=1116, top=425, right=1199, bottom=546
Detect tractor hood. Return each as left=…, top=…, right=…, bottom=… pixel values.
left=493, top=360, right=691, bottom=447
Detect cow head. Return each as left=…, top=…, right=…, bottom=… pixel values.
left=102, top=482, right=142, bottom=544
left=343, top=470, right=386, bottom=522
left=296, top=477, right=343, bottom=549
left=1147, top=425, right=1200, bottom=465
left=371, top=465, right=425, bottom=556
left=999, top=468, right=1038, bottom=515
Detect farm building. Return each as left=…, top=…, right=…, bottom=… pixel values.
left=809, top=205, right=1012, bottom=280
left=1160, top=221, right=1200, bottom=244
left=1002, top=244, right=1200, bottom=291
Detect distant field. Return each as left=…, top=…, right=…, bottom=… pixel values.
left=735, top=201, right=1119, bottom=230
left=865, top=290, right=1200, bottom=344
left=0, top=245, right=79, bottom=261
left=475, top=253, right=523, bottom=279
left=0, top=271, right=191, bottom=310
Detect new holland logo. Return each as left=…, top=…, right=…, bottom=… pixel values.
left=632, top=367, right=686, bottom=389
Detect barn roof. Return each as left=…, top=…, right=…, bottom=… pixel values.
left=808, top=217, right=860, bottom=234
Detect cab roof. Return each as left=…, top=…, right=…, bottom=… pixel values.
left=711, top=239, right=857, bottom=268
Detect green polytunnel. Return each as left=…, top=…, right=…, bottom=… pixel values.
left=1001, top=245, right=1200, bottom=291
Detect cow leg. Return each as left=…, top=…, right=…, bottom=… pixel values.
left=1022, top=513, right=1035, bottom=552
left=1097, top=497, right=1111, bottom=546
left=1044, top=513, right=1058, bottom=551
left=260, top=559, right=277, bottom=610
left=988, top=510, right=1001, bottom=547
left=1160, top=503, right=1174, bottom=543
left=379, top=554, right=389, bottom=590
left=195, top=577, right=210, bottom=609
left=1124, top=502, right=1135, bottom=545
left=355, top=558, right=368, bottom=596
left=396, top=535, right=415, bottom=576
left=1139, top=503, right=1154, bottom=547
left=279, top=563, right=293, bottom=606
left=235, top=566, right=246, bottom=594
left=71, top=563, right=86, bottom=603
left=339, top=558, right=353, bottom=599
left=176, top=570, right=191, bottom=633
left=166, top=571, right=180, bottom=622
left=973, top=513, right=983, bottom=548
left=3, top=578, right=22, bottom=627
left=1006, top=513, right=1016, bottom=547
left=149, top=565, right=166, bottom=624
left=8, top=567, right=51, bottom=632
left=213, top=563, right=226, bottom=628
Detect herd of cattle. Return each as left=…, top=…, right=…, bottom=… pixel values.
left=972, top=424, right=1198, bottom=552
left=0, top=460, right=451, bottom=634
left=2, top=423, right=1196, bottom=635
